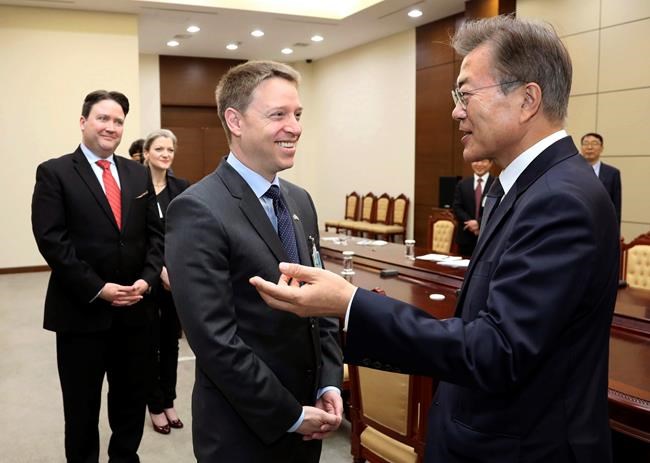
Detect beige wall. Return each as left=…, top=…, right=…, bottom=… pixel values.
left=518, top=0, right=650, bottom=240
left=139, top=54, right=161, bottom=138
left=289, top=30, right=416, bottom=239
left=0, top=6, right=140, bottom=268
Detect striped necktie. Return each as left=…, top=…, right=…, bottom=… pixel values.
left=96, top=160, right=122, bottom=230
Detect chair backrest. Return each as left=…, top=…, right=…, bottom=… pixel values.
left=345, top=191, right=361, bottom=221
left=349, top=364, right=432, bottom=463
left=392, top=194, right=410, bottom=227
left=360, top=193, right=377, bottom=222
left=427, top=208, right=457, bottom=254
left=374, top=193, right=392, bottom=225
left=622, top=232, right=650, bottom=289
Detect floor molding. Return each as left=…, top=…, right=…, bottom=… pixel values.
left=0, top=265, right=50, bottom=274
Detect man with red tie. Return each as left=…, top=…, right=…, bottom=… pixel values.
left=31, top=90, right=163, bottom=463
left=452, top=159, right=493, bottom=256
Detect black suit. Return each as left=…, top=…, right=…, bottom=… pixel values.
left=31, top=147, right=163, bottom=463
left=345, top=137, right=619, bottom=462
left=452, top=175, right=494, bottom=256
left=598, top=162, right=621, bottom=224
left=165, top=158, right=342, bottom=462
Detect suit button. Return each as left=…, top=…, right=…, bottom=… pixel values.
left=119, top=241, right=125, bottom=247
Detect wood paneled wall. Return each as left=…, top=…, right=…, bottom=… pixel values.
left=159, top=55, right=244, bottom=183
left=413, top=0, right=515, bottom=246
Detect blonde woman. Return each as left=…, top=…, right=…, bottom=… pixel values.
left=143, top=129, right=190, bottom=434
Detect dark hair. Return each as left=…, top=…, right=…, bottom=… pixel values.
left=215, top=61, right=300, bottom=142
left=452, top=15, right=572, bottom=123
left=81, top=90, right=130, bottom=118
left=581, top=132, right=603, bottom=145
left=128, top=138, right=144, bottom=156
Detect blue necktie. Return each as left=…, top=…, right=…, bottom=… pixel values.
left=264, top=185, right=300, bottom=264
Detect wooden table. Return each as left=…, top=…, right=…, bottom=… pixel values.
left=320, top=233, right=650, bottom=444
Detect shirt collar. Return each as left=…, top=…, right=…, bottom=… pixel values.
left=592, top=160, right=601, bottom=176
left=226, top=152, right=279, bottom=198
left=499, top=129, right=567, bottom=197
left=80, top=143, right=115, bottom=165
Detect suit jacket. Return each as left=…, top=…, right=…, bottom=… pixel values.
left=598, top=162, right=621, bottom=224
left=165, top=159, right=343, bottom=461
left=31, top=147, right=164, bottom=333
left=344, top=137, right=619, bottom=463
left=452, top=175, right=494, bottom=255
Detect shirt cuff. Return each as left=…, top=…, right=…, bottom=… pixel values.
left=317, top=386, right=341, bottom=399
left=343, top=287, right=358, bottom=332
left=287, top=409, right=304, bottom=433
left=89, top=287, right=103, bottom=303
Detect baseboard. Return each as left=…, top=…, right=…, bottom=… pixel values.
left=0, top=265, right=50, bottom=274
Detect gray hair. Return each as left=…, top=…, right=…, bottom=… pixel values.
left=452, top=15, right=572, bottom=123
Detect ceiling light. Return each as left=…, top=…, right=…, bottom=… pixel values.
left=251, top=29, right=264, bottom=38
left=226, top=43, right=239, bottom=50
left=281, top=48, right=294, bottom=55
left=408, top=9, right=423, bottom=18
left=166, top=40, right=180, bottom=47
left=186, top=25, right=200, bottom=33
left=311, top=35, right=324, bottom=42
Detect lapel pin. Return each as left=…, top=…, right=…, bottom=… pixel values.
left=293, top=214, right=300, bottom=221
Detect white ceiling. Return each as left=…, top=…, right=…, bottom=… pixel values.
left=3, top=0, right=466, bottom=62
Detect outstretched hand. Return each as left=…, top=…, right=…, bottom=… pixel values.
left=249, top=263, right=355, bottom=318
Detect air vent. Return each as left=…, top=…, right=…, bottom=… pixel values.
left=293, top=42, right=310, bottom=47
left=174, top=34, right=193, bottom=39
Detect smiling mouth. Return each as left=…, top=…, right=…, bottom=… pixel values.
left=276, top=141, right=297, bottom=148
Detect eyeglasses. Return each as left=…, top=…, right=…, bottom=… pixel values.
left=581, top=141, right=602, bottom=147
left=451, top=80, right=522, bottom=110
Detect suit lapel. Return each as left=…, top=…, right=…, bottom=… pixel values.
left=217, top=161, right=288, bottom=263
left=280, top=181, right=311, bottom=266
left=457, top=137, right=579, bottom=313
left=72, top=148, right=120, bottom=231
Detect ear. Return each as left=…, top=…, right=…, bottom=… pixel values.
left=520, top=82, right=542, bottom=123
left=224, top=108, right=243, bottom=137
left=80, top=116, right=86, bottom=131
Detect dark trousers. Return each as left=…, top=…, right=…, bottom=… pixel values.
left=56, top=323, right=150, bottom=463
left=147, top=290, right=181, bottom=414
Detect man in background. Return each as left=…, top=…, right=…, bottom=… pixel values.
left=580, top=132, right=621, bottom=224
left=452, top=159, right=494, bottom=256
left=31, top=90, right=163, bottom=462
left=165, top=61, right=343, bottom=462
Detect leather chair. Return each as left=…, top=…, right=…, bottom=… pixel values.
left=426, top=208, right=458, bottom=254
left=621, top=232, right=650, bottom=289
left=325, top=191, right=360, bottom=233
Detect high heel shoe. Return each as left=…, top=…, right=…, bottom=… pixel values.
left=150, top=413, right=171, bottom=435
left=164, top=408, right=184, bottom=429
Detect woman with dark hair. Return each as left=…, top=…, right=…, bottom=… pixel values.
left=128, top=138, right=145, bottom=163
left=143, top=129, right=190, bottom=434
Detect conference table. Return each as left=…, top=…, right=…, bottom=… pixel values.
left=319, top=233, right=650, bottom=444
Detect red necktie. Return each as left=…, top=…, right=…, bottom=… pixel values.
left=474, top=177, right=483, bottom=219
left=96, top=160, right=122, bottom=229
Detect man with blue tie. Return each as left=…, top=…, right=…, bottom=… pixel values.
left=165, top=61, right=343, bottom=462
left=580, top=132, right=622, bottom=224
left=251, top=16, right=619, bottom=463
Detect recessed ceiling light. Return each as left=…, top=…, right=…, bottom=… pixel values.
left=311, top=35, right=324, bottom=42
left=408, top=9, right=423, bottom=18
left=167, top=40, right=180, bottom=47
left=186, top=25, right=200, bottom=33
left=281, top=48, right=294, bottom=55
left=226, top=43, right=239, bottom=50
left=251, top=29, right=264, bottom=38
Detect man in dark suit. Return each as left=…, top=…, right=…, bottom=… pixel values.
left=165, top=61, right=343, bottom=462
left=31, top=90, right=164, bottom=463
left=452, top=159, right=494, bottom=256
left=251, top=16, right=619, bottom=463
left=580, top=132, right=622, bottom=224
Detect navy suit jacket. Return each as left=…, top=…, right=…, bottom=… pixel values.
left=598, top=162, right=621, bottom=224
left=344, top=137, right=619, bottom=463
left=165, top=159, right=342, bottom=461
